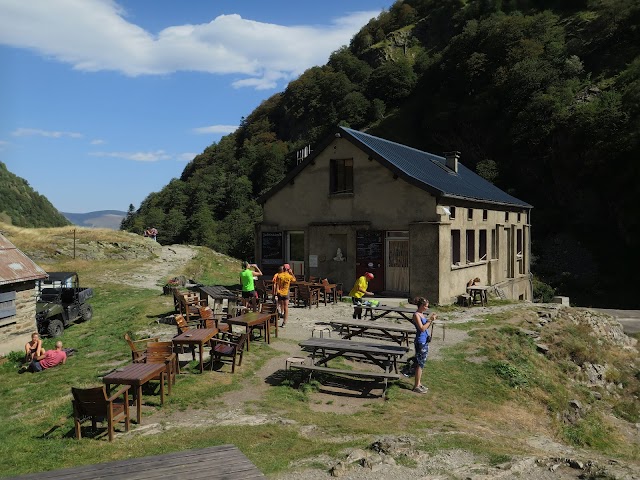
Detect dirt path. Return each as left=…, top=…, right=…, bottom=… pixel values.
left=120, top=244, right=198, bottom=290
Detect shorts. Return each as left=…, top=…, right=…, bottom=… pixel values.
left=414, top=341, right=429, bottom=369
left=277, top=294, right=289, bottom=301
left=242, top=290, right=256, bottom=299
left=29, top=360, right=43, bottom=372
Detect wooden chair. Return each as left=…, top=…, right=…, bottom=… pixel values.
left=298, top=284, right=319, bottom=308
left=124, top=333, right=159, bottom=362
left=145, top=342, right=178, bottom=394
left=257, top=301, right=278, bottom=339
left=174, top=314, right=196, bottom=361
left=71, top=385, right=130, bottom=442
left=173, top=289, right=206, bottom=323
left=197, top=306, right=229, bottom=333
left=209, top=333, right=247, bottom=373
left=319, top=278, right=336, bottom=304
left=308, top=276, right=319, bottom=284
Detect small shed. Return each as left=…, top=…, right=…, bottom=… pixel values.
left=0, top=233, right=47, bottom=339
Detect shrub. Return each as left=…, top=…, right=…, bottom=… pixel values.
left=533, top=277, right=556, bottom=303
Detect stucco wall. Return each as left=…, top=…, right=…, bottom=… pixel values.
left=0, top=281, right=37, bottom=343
left=262, top=138, right=438, bottom=228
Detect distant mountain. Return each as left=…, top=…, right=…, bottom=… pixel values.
left=62, top=210, right=126, bottom=230
left=0, top=161, right=70, bottom=228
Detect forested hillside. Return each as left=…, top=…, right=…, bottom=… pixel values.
left=123, top=0, right=640, bottom=307
left=0, top=161, right=70, bottom=228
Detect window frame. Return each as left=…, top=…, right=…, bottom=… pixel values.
left=329, top=158, right=354, bottom=195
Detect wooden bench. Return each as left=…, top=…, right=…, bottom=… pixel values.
left=290, top=363, right=402, bottom=396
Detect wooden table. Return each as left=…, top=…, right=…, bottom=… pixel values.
left=330, top=318, right=415, bottom=346
left=225, top=312, right=271, bottom=351
left=103, top=362, right=166, bottom=424
left=360, top=304, right=416, bottom=321
left=299, top=337, right=408, bottom=373
left=197, top=285, right=241, bottom=315
left=10, top=444, right=266, bottom=479
left=172, top=327, right=219, bottom=373
left=467, top=285, right=489, bottom=306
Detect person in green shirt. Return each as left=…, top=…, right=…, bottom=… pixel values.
left=240, top=261, right=263, bottom=312
left=349, top=272, right=374, bottom=319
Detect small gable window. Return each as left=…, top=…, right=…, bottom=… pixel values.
left=330, top=158, right=353, bottom=194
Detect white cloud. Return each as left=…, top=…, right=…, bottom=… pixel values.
left=178, top=152, right=198, bottom=162
left=90, top=150, right=171, bottom=162
left=0, top=0, right=381, bottom=89
left=90, top=139, right=106, bottom=145
left=11, top=128, right=83, bottom=139
left=193, top=125, right=238, bottom=135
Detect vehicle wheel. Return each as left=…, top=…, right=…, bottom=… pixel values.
left=80, top=304, right=93, bottom=321
left=47, top=319, right=64, bottom=337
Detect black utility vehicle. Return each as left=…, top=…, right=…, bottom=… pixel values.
left=36, top=272, right=94, bottom=337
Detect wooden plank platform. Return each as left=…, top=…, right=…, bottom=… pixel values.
left=9, top=445, right=265, bottom=480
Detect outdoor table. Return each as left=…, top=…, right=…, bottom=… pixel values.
left=299, top=337, right=408, bottom=373
left=197, top=285, right=241, bottom=315
left=225, top=311, right=271, bottom=351
left=467, top=285, right=489, bottom=306
left=103, top=362, right=166, bottom=424
left=330, top=318, right=415, bottom=346
left=359, top=304, right=417, bottom=321
left=172, top=327, right=219, bottom=373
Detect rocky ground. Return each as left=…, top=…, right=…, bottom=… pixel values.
left=126, top=246, right=640, bottom=480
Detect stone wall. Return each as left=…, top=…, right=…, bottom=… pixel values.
left=0, top=281, right=38, bottom=342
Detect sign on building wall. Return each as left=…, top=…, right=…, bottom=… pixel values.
left=261, top=232, right=283, bottom=265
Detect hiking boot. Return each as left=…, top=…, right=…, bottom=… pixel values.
left=412, top=385, right=428, bottom=394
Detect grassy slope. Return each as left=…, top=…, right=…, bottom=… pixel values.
left=0, top=226, right=638, bottom=477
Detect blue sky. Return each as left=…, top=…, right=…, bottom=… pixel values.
left=0, top=0, right=393, bottom=213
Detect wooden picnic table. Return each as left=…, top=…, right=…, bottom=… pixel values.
left=225, top=311, right=271, bottom=351
left=330, top=318, right=415, bottom=346
left=103, top=362, right=166, bottom=424
left=9, top=444, right=266, bottom=479
left=172, top=327, right=219, bottom=373
left=359, top=304, right=416, bottom=321
left=467, top=285, right=489, bottom=306
left=299, top=337, right=408, bottom=373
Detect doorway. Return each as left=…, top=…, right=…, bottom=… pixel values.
left=286, top=231, right=305, bottom=277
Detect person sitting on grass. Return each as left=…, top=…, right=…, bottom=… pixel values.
left=27, top=341, right=67, bottom=373
left=24, top=332, right=45, bottom=363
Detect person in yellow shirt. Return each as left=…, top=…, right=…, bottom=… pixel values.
left=275, top=264, right=296, bottom=327
left=349, top=272, right=374, bottom=319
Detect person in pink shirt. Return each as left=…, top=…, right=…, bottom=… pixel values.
left=29, top=341, right=66, bottom=372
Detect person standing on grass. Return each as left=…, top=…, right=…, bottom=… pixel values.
left=275, top=264, right=296, bottom=327
left=349, top=272, right=374, bottom=319
left=412, top=297, right=436, bottom=394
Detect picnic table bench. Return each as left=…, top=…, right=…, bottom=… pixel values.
left=329, top=318, right=415, bottom=346
left=9, top=444, right=265, bottom=479
left=297, top=337, right=408, bottom=396
left=359, top=304, right=416, bottom=321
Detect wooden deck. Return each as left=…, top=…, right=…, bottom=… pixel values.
left=9, top=445, right=265, bottom=479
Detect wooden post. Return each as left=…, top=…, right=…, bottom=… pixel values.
left=73, top=229, right=76, bottom=259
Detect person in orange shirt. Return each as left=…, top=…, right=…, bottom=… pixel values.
left=275, top=264, right=296, bottom=327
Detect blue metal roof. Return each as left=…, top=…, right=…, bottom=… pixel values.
left=340, top=127, right=532, bottom=208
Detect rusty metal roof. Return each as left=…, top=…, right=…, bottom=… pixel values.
left=0, top=234, right=47, bottom=286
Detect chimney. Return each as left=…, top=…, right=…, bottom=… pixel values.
left=444, top=151, right=460, bottom=173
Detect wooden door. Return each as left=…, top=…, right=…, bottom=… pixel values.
left=286, top=231, right=305, bottom=277
left=385, top=238, right=409, bottom=293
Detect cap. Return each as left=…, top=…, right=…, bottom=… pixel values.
left=365, top=272, right=374, bottom=280
left=283, top=263, right=291, bottom=270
